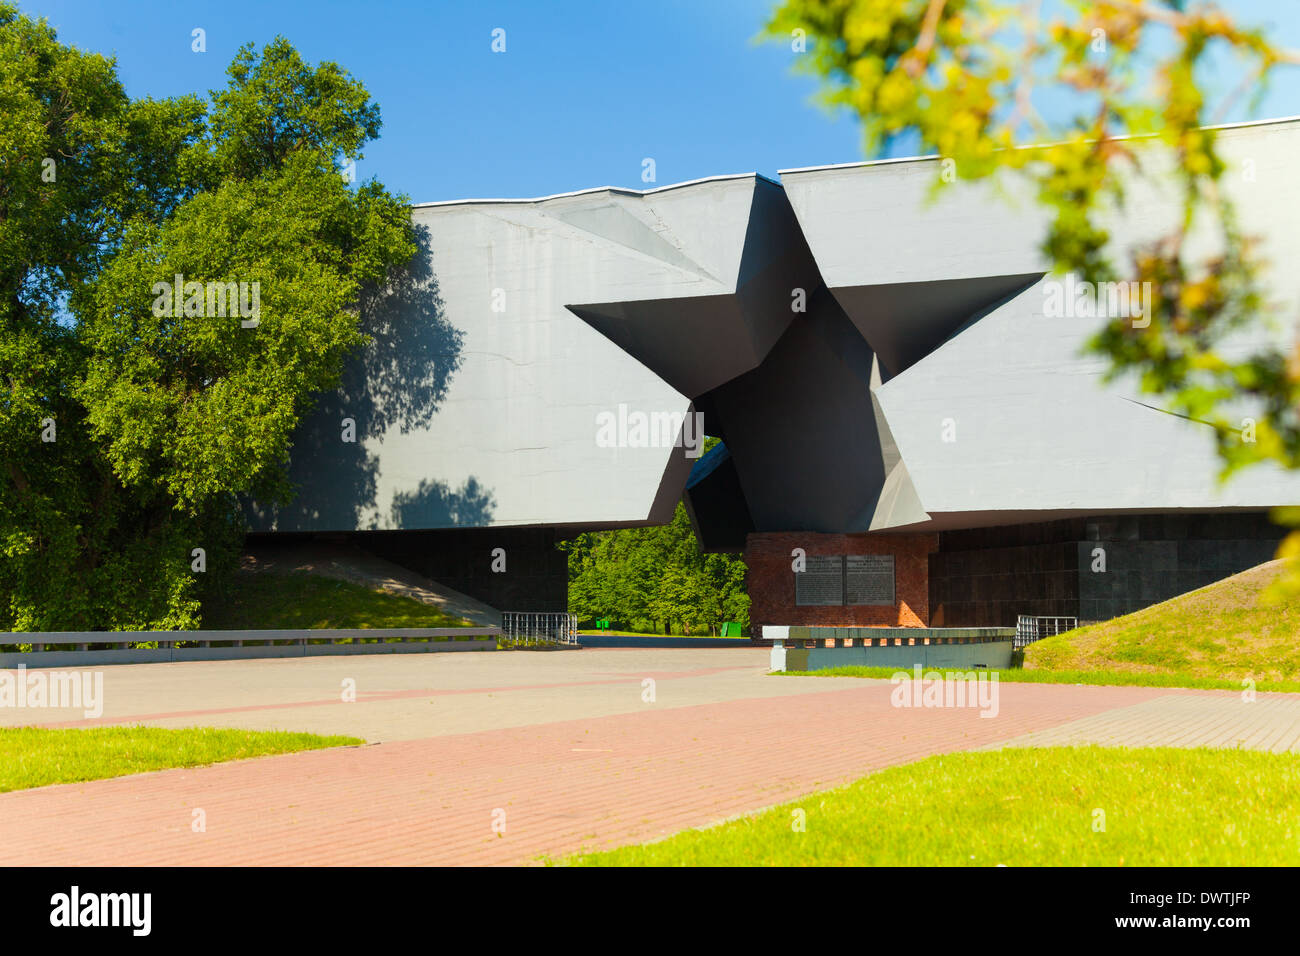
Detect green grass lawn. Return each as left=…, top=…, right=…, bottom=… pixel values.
left=780, top=665, right=1300, bottom=693
left=564, top=746, right=1300, bottom=866
left=200, top=571, right=475, bottom=631
left=0, top=725, right=362, bottom=793
left=1025, top=559, right=1300, bottom=683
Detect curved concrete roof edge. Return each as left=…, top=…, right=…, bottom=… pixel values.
left=410, top=171, right=782, bottom=209
left=777, top=114, right=1300, bottom=177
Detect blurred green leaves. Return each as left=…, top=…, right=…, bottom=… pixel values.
left=766, top=0, right=1300, bottom=581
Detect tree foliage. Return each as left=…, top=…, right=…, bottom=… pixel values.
left=766, top=0, right=1300, bottom=592
left=562, top=501, right=750, bottom=636
left=0, top=7, right=415, bottom=630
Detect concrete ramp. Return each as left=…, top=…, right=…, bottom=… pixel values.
left=241, top=542, right=501, bottom=627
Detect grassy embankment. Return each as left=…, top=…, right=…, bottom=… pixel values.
left=0, top=726, right=362, bottom=793
left=201, top=570, right=476, bottom=632
left=785, top=559, right=1300, bottom=691
left=565, top=746, right=1300, bottom=866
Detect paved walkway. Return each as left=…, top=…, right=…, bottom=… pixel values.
left=989, top=692, right=1300, bottom=753
left=1, top=649, right=1297, bottom=865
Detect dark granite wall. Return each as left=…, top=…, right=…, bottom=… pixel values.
left=930, top=512, right=1283, bottom=627
left=1074, top=514, right=1282, bottom=622
left=351, top=527, right=568, bottom=613
left=929, top=540, right=1079, bottom=627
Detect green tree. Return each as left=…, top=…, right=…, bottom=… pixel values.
left=765, top=0, right=1300, bottom=592
left=562, top=497, right=751, bottom=636
left=0, top=8, right=415, bottom=630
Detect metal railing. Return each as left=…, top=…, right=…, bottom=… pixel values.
left=500, top=612, right=579, bottom=645
left=1014, top=615, right=1078, bottom=650
left=0, top=627, right=501, bottom=666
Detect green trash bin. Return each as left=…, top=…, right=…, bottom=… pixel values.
left=595, top=618, right=611, bottom=631
left=720, top=622, right=741, bottom=637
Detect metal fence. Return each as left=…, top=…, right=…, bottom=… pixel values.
left=1014, top=615, right=1078, bottom=650
left=0, top=627, right=501, bottom=667
left=500, top=612, right=579, bottom=645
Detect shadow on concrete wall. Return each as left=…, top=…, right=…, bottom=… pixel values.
left=252, top=225, right=489, bottom=531
left=352, top=224, right=464, bottom=437
left=390, top=476, right=497, bottom=528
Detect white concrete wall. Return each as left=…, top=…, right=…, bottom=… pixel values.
left=782, top=119, right=1300, bottom=526
left=255, top=176, right=769, bottom=532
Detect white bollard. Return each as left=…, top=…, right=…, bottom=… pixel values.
left=764, top=625, right=790, bottom=672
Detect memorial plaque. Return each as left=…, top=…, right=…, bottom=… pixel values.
left=846, top=554, right=895, bottom=605
left=795, top=555, right=843, bottom=606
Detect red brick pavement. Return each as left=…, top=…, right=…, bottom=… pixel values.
left=0, top=680, right=1170, bottom=866
left=34, top=666, right=754, bottom=731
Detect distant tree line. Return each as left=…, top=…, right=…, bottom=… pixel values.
left=560, top=501, right=750, bottom=636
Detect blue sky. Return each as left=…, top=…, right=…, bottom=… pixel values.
left=20, top=0, right=1300, bottom=204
